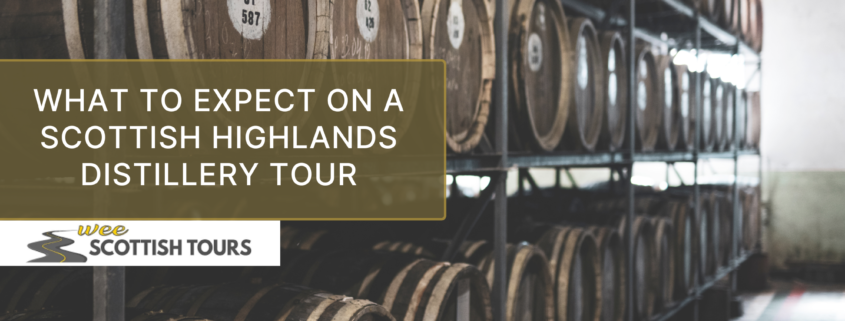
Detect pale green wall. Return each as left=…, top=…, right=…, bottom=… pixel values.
left=764, top=172, right=845, bottom=269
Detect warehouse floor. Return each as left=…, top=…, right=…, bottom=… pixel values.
left=734, top=280, right=845, bottom=321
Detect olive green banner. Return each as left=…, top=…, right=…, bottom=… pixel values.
left=0, top=60, right=446, bottom=220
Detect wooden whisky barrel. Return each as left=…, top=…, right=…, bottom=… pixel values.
left=656, top=55, right=680, bottom=151
left=696, top=200, right=711, bottom=281
left=589, top=227, right=624, bottom=321
left=651, top=217, right=674, bottom=311
left=617, top=216, right=655, bottom=320
left=741, top=187, right=761, bottom=252
left=0, top=0, right=98, bottom=59
left=459, top=240, right=493, bottom=264
left=508, top=0, right=572, bottom=151
left=249, top=250, right=493, bottom=321
left=379, top=258, right=493, bottom=321
left=0, top=268, right=92, bottom=315
left=711, top=78, right=725, bottom=152
left=728, top=0, right=740, bottom=32
left=746, top=91, right=761, bottom=148
left=135, top=0, right=329, bottom=60
left=597, top=31, right=627, bottom=152
left=564, top=18, right=603, bottom=151
left=372, top=240, right=438, bottom=258
left=717, top=193, right=734, bottom=267
left=127, top=283, right=395, bottom=321
left=717, top=0, right=737, bottom=31
left=472, top=244, right=555, bottom=321
left=720, top=83, right=736, bottom=151
left=698, top=0, right=719, bottom=23
left=536, top=227, right=602, bottom=321
left=330, top=0, right=424, bottom=149
left=700, top=71, right=716, bottom=151
left=634, top=44, right=660, bottom=152
left=736, top=89, right=748, bottom=150
left=702, top=193, right=721, bottom=276
left=422, top=0, right=495, bottom=153
left=675, top=64, right=696, bottom=151
left=742, top=0, right=763, bottom=52
left=666, top=201, right=695, bottom=298
left=127, top=310, right=215, bottom=321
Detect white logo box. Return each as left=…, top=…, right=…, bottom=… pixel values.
left=0, top=221, right=281, bottom=266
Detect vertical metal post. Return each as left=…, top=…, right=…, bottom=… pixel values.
left=492, top=0, right=509, bottom=317
left=692, top=10, right=702, bottom=321
left=94, top=0, right=126, bottom=320
left=625, top=1, right=636, bottom=321
left=731, top=44, right=742, bottom=294
left=555, top=167, right=562, bottom=189
left=93, top=267, right=125, bottom=321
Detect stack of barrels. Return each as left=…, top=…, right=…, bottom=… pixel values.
left=0, top=2, right=762, bottom=155
left=698, top=71, right=761, bottom=152
left=694, top=0, right=763, bottom=51
left=0, top=267, right=93, bottom=320
left=369, top=225, right=621, bottom=321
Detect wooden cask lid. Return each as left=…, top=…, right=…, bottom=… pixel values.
left=736, top=89, right=748, bottom=150
left=421, top=0, right=495, bottom=153
left=651, top=217, right=674, bottom=312
left=589, top=226, right=624, bottom=321
left=718, top=0, right=735, bottom=30
left=697, top=201, right=711, bottom=281
left=598, top=31, right=627, bottom=152
left=330, top=0, right=422, bottom=59
left=564, top=18, right=603, bottom=152
left=668, top=202, right=695, bottom=296
left=140, top=0, right=329, bottom=60
left=729, top=0, right=741, bottom=33
left=751, top=0, right=763, bottom=52
left=720, top=83, right=736, bottom=151
left=747, top=91, right=760, bottom=148
left=509, top=0, right=571, bottom=151
left=634, top=44, right=660, bottom=152
left=558, top=228, right=601, bottom=321
left=704, top=193, right=721, bottom=275
left=699, top=71, right=715, bottom=151
left=616, top=216, right=655, bottom=320
left=330, top=0, right=423, bottom=149
left=656, top=54, right=680, bottom=151
left=740, top=0, right=752, bottom=41
left=717, top=193, right=733, bottom=265
left=711, top=78, right=725, bottom=151
left=675, top=64, right=695, bottom=151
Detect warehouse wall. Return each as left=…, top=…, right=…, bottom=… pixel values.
left=761, top=0, right=845, bottom=269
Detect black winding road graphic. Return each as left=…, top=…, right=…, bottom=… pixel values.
left=28, top=231, right=87, bottom=263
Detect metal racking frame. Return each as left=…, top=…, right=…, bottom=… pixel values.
left=444, top=1, right=763, bottom=321
left=84, top=0, right=762, bottom=320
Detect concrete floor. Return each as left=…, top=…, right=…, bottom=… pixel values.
left=735, top=280, right=845, bottom=321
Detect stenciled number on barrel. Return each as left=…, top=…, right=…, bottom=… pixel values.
left=446, top=0, right=465, bottom=50
left=228, top=0, right=272, bottom=40
left=357, top=0, right=380, bottom=42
